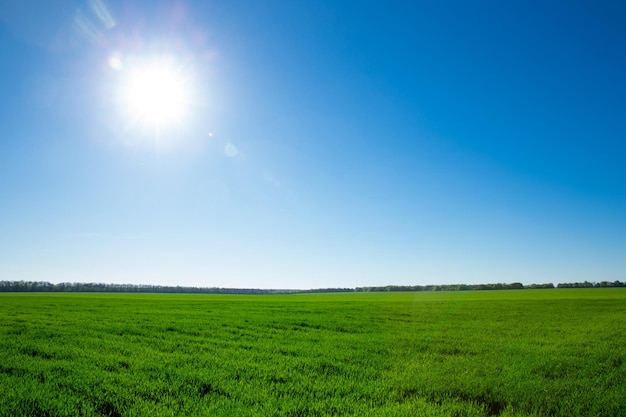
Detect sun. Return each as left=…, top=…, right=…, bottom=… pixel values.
left=129, top=67, right=186, bottom=126
left=118, top=56, right=192, bottom=131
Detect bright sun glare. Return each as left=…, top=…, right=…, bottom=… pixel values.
left=118, top=57, right=191, bottom=131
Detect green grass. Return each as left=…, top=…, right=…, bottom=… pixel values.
left=1, top=289, right=625, bottom=416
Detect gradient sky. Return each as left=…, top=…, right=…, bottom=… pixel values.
left=1, top=0, right=624, bottom=289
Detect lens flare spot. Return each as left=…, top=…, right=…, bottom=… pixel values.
left=108, top=55, right=123, bottom=70
left=224, top=143, right=238, bottom=157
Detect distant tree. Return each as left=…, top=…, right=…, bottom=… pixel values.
left=528, top=283, right=554, bottom=289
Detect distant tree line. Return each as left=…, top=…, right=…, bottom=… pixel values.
left=355, top=281, right=624, bottom=292
left=0, top=281, right=297, bottom=294
left=0, top=280, right=624, bottom=294
left=356, top=282, right=542, bottom=292
left=556, top=280, right=625, bottom=288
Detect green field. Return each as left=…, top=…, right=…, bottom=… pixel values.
left=0, top=289, right=624, bottom=416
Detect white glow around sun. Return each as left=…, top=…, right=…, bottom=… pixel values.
left=118, top=56, right=192, bottom=131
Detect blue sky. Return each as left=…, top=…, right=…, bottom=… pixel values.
left=0, top=0, right=624, bottom=289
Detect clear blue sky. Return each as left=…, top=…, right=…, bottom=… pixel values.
left=1, top=0, right=624, bottom=289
